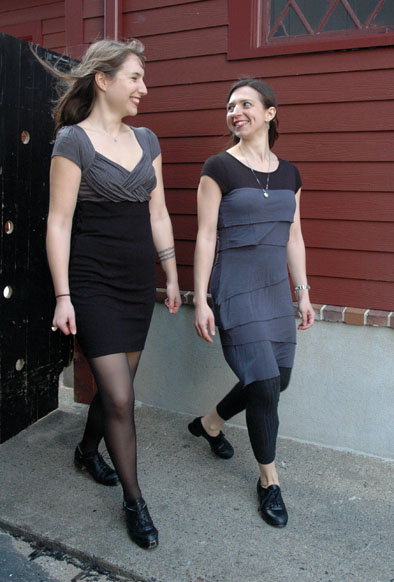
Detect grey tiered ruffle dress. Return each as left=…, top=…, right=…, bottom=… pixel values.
left=51, top=125, right=161, bottom=358
left=202, top=152, right=301, bottom=386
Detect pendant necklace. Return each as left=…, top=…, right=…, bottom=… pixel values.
left=84, top=123, right=121, bottom=142
left=241, top=146, right=271, bottom=198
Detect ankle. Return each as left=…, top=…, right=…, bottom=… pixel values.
left=259, top=478, right=280, bottom=488
left=124, top=492, right=143, bottom=507
left=78, top=442, right=97, bottom=456
left=259, top=461, right=279, bottom=488
left=201, top=416, right=222, bottom=437
left=124, top=497, right=144, bottom=510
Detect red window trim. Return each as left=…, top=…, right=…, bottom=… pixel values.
left=228, top=0, right=394, bottom=60
left=0, top=21, right=42, bottom=45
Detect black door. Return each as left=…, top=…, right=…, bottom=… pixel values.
left=0, top=33, right=73, bottom=443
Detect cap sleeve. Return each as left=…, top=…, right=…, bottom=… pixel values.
left=200, top=154, right=229, bottom=194
left=51, top=126, right=82, bottom=169
left=132, top=127, right=161, bottom=161
left=294, top=164, right=302, bottom=193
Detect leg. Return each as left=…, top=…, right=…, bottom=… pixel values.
left=202, top=353, right=292, bottom=436
left=87, top=351, right=158, bottom=548
left=188, top=382, right=241, bottom=459
left=76, top=391, right=119, bottom=487
left=80, top=392, right=105, bottom=453
left=245, top=377, right=288, bottom=527
left=245, top=377, right=280, bottom=474
left=87, top=351, right=142, bottom=503
left=201, top=380, right=245, bottom=436
left=279, top=366, right=292, bottom=393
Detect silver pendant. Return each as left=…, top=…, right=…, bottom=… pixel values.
left=263, top=191, right=269, bottom=198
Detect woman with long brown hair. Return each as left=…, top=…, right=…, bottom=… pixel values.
left=45, top=39, right=181, bottom=549
left=190, top=78, right=314, bottom=528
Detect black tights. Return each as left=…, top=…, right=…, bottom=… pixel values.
left=80, top=352, right=141, bottom=504
left=216, top=367, right=292, bottom=465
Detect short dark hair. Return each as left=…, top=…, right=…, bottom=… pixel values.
left=227, top=77, right=279, bottom=147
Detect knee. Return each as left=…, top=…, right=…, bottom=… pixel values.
left=279, top=367, right=292, bottom=392
left=105, top=391, right=134, bottom=419
left=246, top=377, right=280, bottom=409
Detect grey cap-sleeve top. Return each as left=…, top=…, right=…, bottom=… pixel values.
left=51, top=125, right=161, bottom=203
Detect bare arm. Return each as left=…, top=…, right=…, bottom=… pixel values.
left=47, top=156, right=80, bottom=335
left=193, top=175, right=222, bottom=343
left=149, top=154, right=181, bottom=314
left=287, top=189, right=315, bottom=330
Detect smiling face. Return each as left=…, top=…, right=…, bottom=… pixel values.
left=100, top=53, right=147, bottom=117
left=226, top=86, right=276, bottom=140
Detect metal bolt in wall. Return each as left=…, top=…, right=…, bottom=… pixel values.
left=21, top=130, right=30, bottom=144
left=5, top=220, right=14, bottom=234
left=3, top=286, right=13, bottom=299
left=15, top=359, right=25, bottom=371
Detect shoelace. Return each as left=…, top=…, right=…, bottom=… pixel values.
left=265, top=488, right=283, bottom=510
left=124, top=502, right=153, bottom=529
left=94, top=453, right=113, bottom=476
left=136, top=507, right=152, bottom=528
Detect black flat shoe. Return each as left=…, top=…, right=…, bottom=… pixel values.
left=124, top=498, right=159, bottom=550
left=188, top=417, right=234, bottom=459
left=74, top=445, right=119, bottom=486
left=256, top=480, right=288, bottom=528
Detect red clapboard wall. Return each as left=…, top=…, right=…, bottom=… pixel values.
left=1, top=0, right=394, bottom=311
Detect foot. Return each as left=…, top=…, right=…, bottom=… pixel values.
left=256, top=480, right=288, bottom=528
left=124, top=498, right=159, bottom=550
left=74, top=445, right=119, bottom=486
left=188, top=417, right=234, bottom=459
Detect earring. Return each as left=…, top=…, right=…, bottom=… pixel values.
left=267, top=122, right=270, bottom=131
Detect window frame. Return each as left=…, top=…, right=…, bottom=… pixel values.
left=228, top=0, right=394, bottom=60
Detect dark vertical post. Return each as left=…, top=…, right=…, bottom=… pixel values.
left=0, top=33, right=73, bottom=443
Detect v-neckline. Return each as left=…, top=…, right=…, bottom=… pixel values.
left=75, top=124, right=145, bottom=174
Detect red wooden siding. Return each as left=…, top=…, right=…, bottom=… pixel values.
left=1, top=0, right=393, bottom=311
left=0, top=0, right=103, bottom=55
left=129, top=0, right=394, bottom=311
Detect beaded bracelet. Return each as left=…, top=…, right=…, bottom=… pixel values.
left=294, top=285, right=310, bottom=292
left=55, top=293, right=70, bottom=298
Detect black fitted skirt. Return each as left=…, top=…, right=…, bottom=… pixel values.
left=69, top=201, right=156, bottom=358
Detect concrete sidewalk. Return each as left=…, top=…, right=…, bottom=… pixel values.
left=0, top=388, right=393, bottom=582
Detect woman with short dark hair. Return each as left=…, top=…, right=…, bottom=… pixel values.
left=190, top=77, right=314, bottom=528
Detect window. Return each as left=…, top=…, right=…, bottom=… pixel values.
left=228, top=0, right=394, bottom=59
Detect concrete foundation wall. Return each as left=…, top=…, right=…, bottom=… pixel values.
left=136, top=303, right=394, bottom=460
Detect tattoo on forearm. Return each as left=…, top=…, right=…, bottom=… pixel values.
left=158, top=246, right=175, bottom=262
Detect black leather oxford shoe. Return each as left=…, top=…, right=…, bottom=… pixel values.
left=188, top=416, right=234, bottom=459
left=124, top=498, right=159, bottom=550
left=257, top=480, right=288, bottom=528
left=74, top=445, right=119, bottom=486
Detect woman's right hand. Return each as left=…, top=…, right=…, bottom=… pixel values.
left=53, top=296, right=77, bottom=336
left=194, top=302, right=216, bottom=343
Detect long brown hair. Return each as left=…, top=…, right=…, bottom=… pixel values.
left=34, top=39, right=145, bottom=136
left=227, top=77, right=279, bottom=148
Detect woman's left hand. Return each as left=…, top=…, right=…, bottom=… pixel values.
left=297, top=297, right=315, bottom=330
left=164, top=281, right=182, bottom=314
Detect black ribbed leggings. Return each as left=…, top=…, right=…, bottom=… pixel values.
left=216, top=367, right=292, bottom=465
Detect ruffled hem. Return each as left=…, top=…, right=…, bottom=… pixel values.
left=222, top=339, right=296, bottom=385
left=219, top=315, right=296, bottom=346
left=213, top=278, right=294, bottom=331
